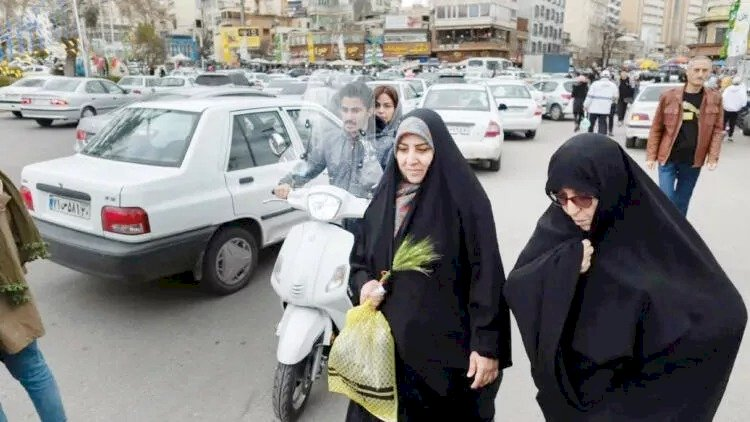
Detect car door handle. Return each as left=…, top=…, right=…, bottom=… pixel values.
left=239, top=176, right=254, bottom=184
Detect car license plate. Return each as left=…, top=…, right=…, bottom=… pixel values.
left=448, top=126, right=471, bottom=136
left=48, top=195, right=91, bottom=220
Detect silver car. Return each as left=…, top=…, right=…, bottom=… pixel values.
left=0, top=75, right=59, bottom=118
left=118, top=75, right=163, bottom=95
left=20, top=77, right=133, bottom=127
left=531, top=78, right=575, bottom=121
left=75, top=87, right=275, bottom=151
left=153, top=76, right=197, bottom=92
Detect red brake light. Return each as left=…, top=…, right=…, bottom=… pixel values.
left=132, top=89, right=142, bottom=94
left=631, top=113, right=650, bottom=122
left=76, top=129, right=87, bottom=141
left=20, top=186, right=34, bottom=210
left=50, top=98, right=68, bottom=106
left=21, top=97, right=31, bottom=104
left=101, top=207, right=150, bottom=235
left=485, top=121, right=501, bottom=138
left=534, top=106, right=542, bottom=116
left=561, top=93, right=572, bottom=100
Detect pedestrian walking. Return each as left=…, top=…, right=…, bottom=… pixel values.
left=646, top=56, right=724, bottom=216
left=504, top=133, right=747, bottom=422
left=721, top=76, right=747, bottom=142
left=571, top=75, right=589, bottom=132
left=617, top=70, right=635, bottom=127
left=0, top=170, right=67, bottom=422
left=583, top=71, right=618, bottom=135
left=347, top=109, right=512, bottom=421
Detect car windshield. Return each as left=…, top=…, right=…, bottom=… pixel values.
left=44, top=79, right=81, bottom=91
left=638, top=86, right=676, bottom=102
left=423, top=89, right=490, bottom=111
left=491, top=84, right=530, bottom=99
left=160, top=77, right=186, bottom=87
left=119, top=77, right=143, bottom=86
left=82, top=108, right=201, bottom=167
left=467, top=60, right=483, bottom=67
left=195, top=74, right=231, bottom=86
left=14, top=78, right=46, bottom=87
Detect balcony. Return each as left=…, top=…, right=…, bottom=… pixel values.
left=433, top=40, right=510, bottom=52
left=434, top=16, right=514, bottom=30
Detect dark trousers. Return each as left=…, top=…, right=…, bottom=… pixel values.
left=587, top=113, right=608, bottom=135
left=617, top=100, right=629, bottom=122
left=608, top=103, right=616, bottom=132
left=658, top=162, right=702, bottom=216
left=573, top=100, right=585, bottom=128
left=724, top=111, right=738, bottom=137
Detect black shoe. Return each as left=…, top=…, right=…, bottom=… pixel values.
left=728, top=137, right=734, bottom=142
left=608, top=131, right=613, bottom=136
left=574, top=126, right=580, bottom=132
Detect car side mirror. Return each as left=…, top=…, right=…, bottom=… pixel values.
left=498, top=104, right=508, bottom=111
left=304, top=119, right=311, bottom=129
left=268, top=133, right=290, bottom=157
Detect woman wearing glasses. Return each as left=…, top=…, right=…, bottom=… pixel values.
left=503, top=133, right=747, bottom=421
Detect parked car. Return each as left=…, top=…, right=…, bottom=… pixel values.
left=401, top=78, right=428, bottom=98
left=526, top=83, right=547, bottom=108
left=21, top=97, right=343, bottom=294
left=244, top=72, right=271, bottom=89
left=195, top=70, right=252, bottom=87
left=153, top=76, right=197, bottom=91
left=432, top=73, right=467, bottom=85
left=263, top=79, right=308, bottom=99
left=532, top=78, right=575, bottom=120
left=366, top=80, right=421, bottom=114
left=0, top=75, right=58, bottom=118
left=118, top=75, right=163, bottom=95
left=20, top=77, right=132, bottom=127
left=420, top=83, right=504, bottom=171
left=486, top=80, right=542, bottom=139
left=75, top=87, right=275, bottom=151
left=624, top=83, right=683, bottom=148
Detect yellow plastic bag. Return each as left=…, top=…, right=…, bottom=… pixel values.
left=328, top=303, right=397, bottom=422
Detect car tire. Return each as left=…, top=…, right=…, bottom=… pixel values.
left=201, top=226, right=258, bottom=295
left=636, top=138, right=647, bottom=149
left=488, top=157, right=501, bottom=172
left=525, top=130, right=536, bottom=139
left=35, top=119, right=53, bottom=127
left=625, top=137, right=636, bottom=148
left=549, top=104, right=563, bottom=121
left=744, top=126, right=750, bottom=136
left=81, top=107, right=96, bottom=118
left=11, top=111, right=22, bottom=118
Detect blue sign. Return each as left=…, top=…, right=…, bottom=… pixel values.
left=166, top=35, right=199, bottom=62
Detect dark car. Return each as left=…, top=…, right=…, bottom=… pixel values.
left=195, top=71, right=252, bottom=87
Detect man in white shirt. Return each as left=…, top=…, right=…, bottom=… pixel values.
left=584, top=70, right=619, bottom=135
left=721, top=76, right=748, bottom=142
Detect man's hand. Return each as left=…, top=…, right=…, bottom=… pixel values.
left=360, top=280, right=385, bottom=308
left=707, top=161, right=718, bottom=171
left=581, top=239, right=594, bottom=274
left=467, top=351, right=499, bottom=390
left=273, top=184, right=291, bottom=199
left=646, top=160, right=657, bottom=170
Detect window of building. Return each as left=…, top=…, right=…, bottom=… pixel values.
left=480, top=3, right=490, bottom=16
left=535, top=5, right=539, bottom=18
left=458, top=5, right=467, bottom=18
left=543, top=27, right=548, bottom=38
left=545, top=9, right=549, bottom=20
left=532, top=42, right=537, bottom=53
left=715, top=27, right=727, bottom=43
left=437, top=6, right=446, bottom=18
left=469, top=4, right=479, bottom=17
left=511, top=9, right=516, bottom=19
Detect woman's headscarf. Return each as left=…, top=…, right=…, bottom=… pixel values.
left=504, top=133, right=746, bottom=416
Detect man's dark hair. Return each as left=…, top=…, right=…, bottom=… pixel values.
left=337, top=81, right=373, bottom=109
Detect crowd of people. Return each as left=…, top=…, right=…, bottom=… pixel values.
left=2, top=63, right=748, bottom=422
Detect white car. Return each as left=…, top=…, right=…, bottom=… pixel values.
left=532, top=78, right=575, bottom=120
left=118, top=75, right=163, bottom=95
left=486, top=80, right=542, bottom=139
left=527, top=83, right=547, bottom=108
left=420, top=83, right=504, bottom=171
left=21, top=97, right=343, bottom=294
left=366, top=80, right=421, bottom=114
left=0, top=75, right=58, bottom=118
left=625, top=83, right=682, bottom=149
left=153, top=76, right=197, bottom=91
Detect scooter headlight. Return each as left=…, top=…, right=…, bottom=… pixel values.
left=307, top=193, right=341, bottom=221
left=326, top=265, right=347, bottom=292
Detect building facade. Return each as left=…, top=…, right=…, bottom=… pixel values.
left=564, top=0, right=614, bottom=64
left=382, top=11, right=431, bottom=62
left=688, top=0, right=734, bottom=58
left=520, top=0, right=566, bottom=54
left=431, top=0, right=518, bottom=62
left=621, top=0, right=705, bottom=55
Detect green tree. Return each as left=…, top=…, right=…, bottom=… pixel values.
left=131, top=22, right=165, bottom=68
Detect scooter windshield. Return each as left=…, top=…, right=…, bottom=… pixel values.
left=288, top=72, right=388, bottom=199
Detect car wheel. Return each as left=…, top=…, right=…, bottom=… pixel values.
left=625, top=137, right=636, bottom=148
left=11, top=111, right=22, bottom=118
left=744, top=126, right=750, bottom=136
left=525, top=130, right=536, bottom=139
left=488, top=157, right=501, bottom=172
left=35, top=119, right=53, bottom=127
left=201, top=226, right=258, bottom=295
left=549, top=104, right=563, bottom=121
left=81, top=107, right=96, bottom=118
left=636, top=138, right=647, bottom=149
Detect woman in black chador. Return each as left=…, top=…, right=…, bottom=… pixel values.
left=347, top=109, right=512, bottom=421
left=504, top=133, right=747, bottom=421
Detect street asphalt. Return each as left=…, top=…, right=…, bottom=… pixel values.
left=0, top=114, right=748, bottom=421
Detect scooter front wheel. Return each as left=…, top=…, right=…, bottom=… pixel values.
left=272, top=355, right=315, bottom=422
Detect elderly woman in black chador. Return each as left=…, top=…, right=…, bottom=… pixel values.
left=346, top=109, right=512, bottom=421
left=504, top=133, right=747, bottom=421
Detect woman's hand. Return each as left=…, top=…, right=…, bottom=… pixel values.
left=581, top=239, right=594, bottom=273
left=467, top=351, right=500, bottom=389
left=360, top=280, right=385, bottom=308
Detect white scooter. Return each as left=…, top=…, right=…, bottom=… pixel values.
left=269, top=185, right=369, bottom=422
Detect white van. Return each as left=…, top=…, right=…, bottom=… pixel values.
left=461, top=57, right=513, bottom=78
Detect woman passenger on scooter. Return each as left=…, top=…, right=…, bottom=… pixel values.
left=347, top=109, right=513, bottom=421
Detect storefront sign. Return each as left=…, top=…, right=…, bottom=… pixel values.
left=384, top=15, right=424, bottom=30
left=383, top=42, right=430, bottom=57
left=383, top=33, right=428, bottom=43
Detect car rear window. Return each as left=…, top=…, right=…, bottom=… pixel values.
left=161, top=77, right=186, bottom=87
left=145, top=78, right=163, bottom=87
left=195, top=74, right=232, bottom=86
left=119, top=77, right=143, bottom=86
left=638, top=85, right=675, bottom=102
left=491, top=84, right=530, bottom=99
left=424, top=89, right=490, bottom=111
left=82, top=108, right=201, bottom=167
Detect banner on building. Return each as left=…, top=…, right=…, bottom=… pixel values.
left=382, top=42, right=430, bottom=57
left=384, top=15, right=424, bottom=30
left=725, top=0, right=750, bottom=58
left=307, top=33, right=315, bottom=63
left=219, top=27, right=261, bottom=63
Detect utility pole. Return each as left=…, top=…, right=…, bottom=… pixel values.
left=240, top=0, right=246, bottom=26
left=109, top=0, right=115, bottom=44
left=71, top=0, right=91, bottom=76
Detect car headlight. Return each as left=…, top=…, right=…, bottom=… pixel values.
left=326, top=265, right=347, bottom=292
left=307, top=193, right=341, bottom=221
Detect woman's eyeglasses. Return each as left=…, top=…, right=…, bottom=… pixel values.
left=549, top=192, right=595, bottom=209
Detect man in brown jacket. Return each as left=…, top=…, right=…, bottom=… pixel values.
left=646, top=56, right=723, bottom=216
left=0, top=171, right=66, bottom=421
